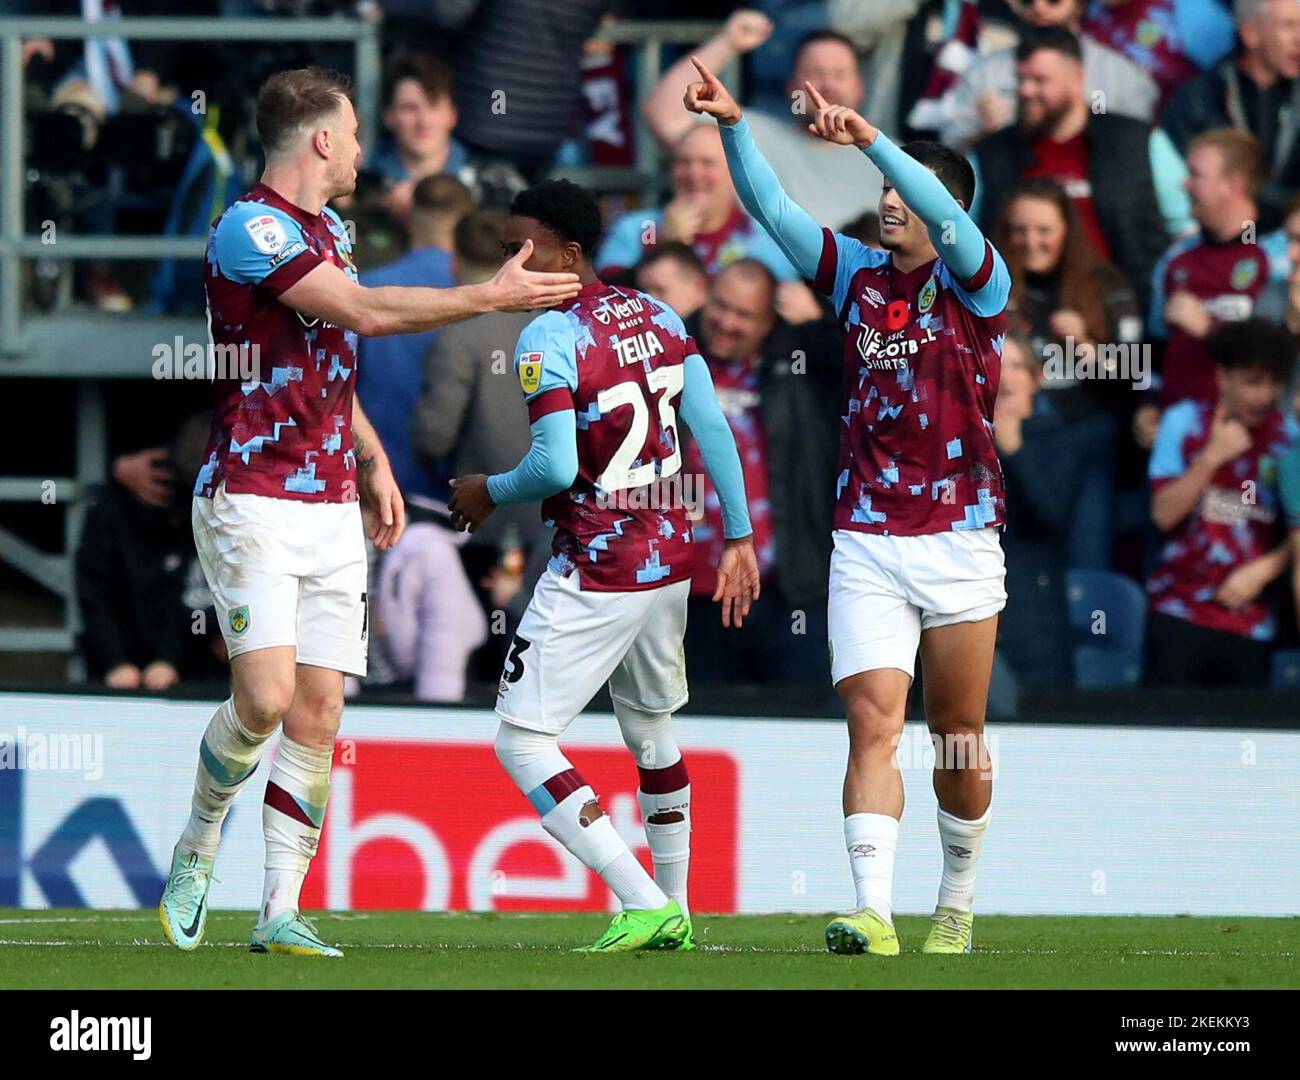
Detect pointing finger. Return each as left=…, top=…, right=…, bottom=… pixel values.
left=803, top=80, right=830, bottom=111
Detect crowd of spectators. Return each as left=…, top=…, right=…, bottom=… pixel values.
left=18, top=0, right=1300, bottom=698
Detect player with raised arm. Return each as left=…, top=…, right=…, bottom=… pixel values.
left=159, top=67, right=579, bottom=958
left=685, top=60, right=1010, bottom=957
left=448, top=179, right=760, bottom=953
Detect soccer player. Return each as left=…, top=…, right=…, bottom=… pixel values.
left=159, top=67, right=580, bottom=958
left=448, top=179, right=760, bottom=952
left=685, top=59, right=1010, bottom=956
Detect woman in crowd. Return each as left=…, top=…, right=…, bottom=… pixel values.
left=993, top=177, right=1143, bottom=568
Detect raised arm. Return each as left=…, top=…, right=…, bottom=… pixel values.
left=801, top=82, right=989, bottom=284
left=684, top=58, right=823, bottom=278
left=642, top=10, right=773, bottom=148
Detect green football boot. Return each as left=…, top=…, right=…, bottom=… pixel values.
left=574, top=900, right=690, bottom=953
left=922, top=906, right=974, bottom=954
left=158, top=845, right=216, bottom=952
left=250, top=911, right=343, bottom=958
left=825, top=908, right=900, bottom=956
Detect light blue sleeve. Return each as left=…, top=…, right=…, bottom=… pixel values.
left=967, top=152, right=984, bottom=223
left=678, top=351, right=752, bottom=540
left=744, top=225, right=801, bottom=282
left=595, top=210, right=659, bottom=276
left=1149, top=400, right=1201, bottom=481
left=1149, top=129, right=1194, bottom=238
left=863, top=131, right=988, bottom=284
left=486, top=410, right=579, bottom=505
left=514, top=311, right=579, bottom=401
left=213, top=202, right=314, bottom=285
left=824, top=232, right=886, bottom=316
left=486, top=313, right=581, bottom=505
left=719, top=116, right=825, bottom=279
left=1148, top=239, right=1184, bottom=340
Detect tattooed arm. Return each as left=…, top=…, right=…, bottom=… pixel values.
left=353, top=397, right=406, bottom=550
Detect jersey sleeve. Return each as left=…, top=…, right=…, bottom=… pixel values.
left=812, top=229, right=886, bottom=317
left=212, top=202, right=323, bottom=294
left=514, top=312, right=579, bottom=421
left=945, top=241, right=1012, bottom=318
left=1149, top=400, right=1202, bottom=486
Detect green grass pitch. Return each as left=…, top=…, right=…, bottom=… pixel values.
left=0, top=910, right=1295, bottom=989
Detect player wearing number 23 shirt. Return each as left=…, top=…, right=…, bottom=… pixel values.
left=447, top=180, right=760, bottom=954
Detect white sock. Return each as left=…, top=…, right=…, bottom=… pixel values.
left=180, top=698, right=271, bottom=859
left=844, top=812, right=899, bottom=924
left=261, top=735, right=333, bottom=925
left=495, top=722, right=669, bottom=911
left=601, top=850, right=671, bottom=911
left=936, top=804, right=990, bottom=913
left=615, top=702, right=691, bottom=914
left=639, top=791, right=690, bottom=916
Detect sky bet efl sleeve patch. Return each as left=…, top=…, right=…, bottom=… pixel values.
left=518, top=352, right=544, bottom=396
left=244, top=213, right=289, bottom=255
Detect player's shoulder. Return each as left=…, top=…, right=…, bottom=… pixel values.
left=1158, top=231, right=1203, bottom=270
left=1161, top=398, right=1209, bottom=439
left=320, top=204, right=353, bottom=248
left=626, top=287, right=690, bottom=340
left=515, top=307, right=576, bottom=354
left=832, top=230, right=889, bottom=273
left=212, top=194, right=304, bottom=260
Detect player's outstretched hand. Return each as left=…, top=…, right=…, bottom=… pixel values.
left=683, top=57, right=743, bottom=127
left=448, top=473, right=497, bottom=534
left=360, top=458, right=406, bottom=550
left=489, top=240, right=581, bottom=312
left=713, top=536, right=761, bottom=628
left=802, top=82, right=877, bottom=149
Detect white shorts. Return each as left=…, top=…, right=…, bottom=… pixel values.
left=827, top=527, right=1006, bottom=685
left=192, top=483, right=369, bottom=676
left=495, top=568, right=690, bottom=736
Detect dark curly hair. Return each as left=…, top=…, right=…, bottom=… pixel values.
left=1207, top=318, right=1296, bottom=384
left=509, top=179, right=604, bottom=258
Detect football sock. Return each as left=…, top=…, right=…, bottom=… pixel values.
left=495, top=721, right=668, bottom=911
left=844, top=812, right=899, bottom=924
left=261, top=735, right=333, bottom=924
left=179, top=698, right=271, bottom=860
left=936, top=804, right=990, bottom=913
left=614, top=701, right=691, bottom=916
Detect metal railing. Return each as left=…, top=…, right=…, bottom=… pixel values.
left=0, top=15, right=725, bottom=672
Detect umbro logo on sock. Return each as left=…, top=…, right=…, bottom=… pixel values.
left=849, top=844, right=877, bottom=858
left=947, top=845, right=973, bottom=858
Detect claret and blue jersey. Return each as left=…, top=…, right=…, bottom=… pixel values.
left=493, top=280, right=753, bottom=593
left=196, top=183, right=361, bottom=504
left=718, top=115, right=1011, bottom=539
left=814, top=227, right=1010, bottom=536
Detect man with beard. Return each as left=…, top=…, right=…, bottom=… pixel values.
left=969, top=25, right=1191, bottom=313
